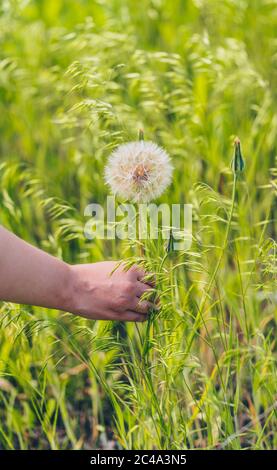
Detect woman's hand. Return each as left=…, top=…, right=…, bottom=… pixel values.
left=0, top=226, right=155, bottom=322
left=66, top=262, right=155, bottom=322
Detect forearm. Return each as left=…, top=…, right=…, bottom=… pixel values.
left=0, top=226, right=71, bottom=311
left=0, top=226, right=153, bottom=322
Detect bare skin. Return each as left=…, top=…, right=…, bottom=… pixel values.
left=0, top=226, right=155, bottom=322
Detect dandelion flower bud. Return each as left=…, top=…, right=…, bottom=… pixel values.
left=105, top=140, right=173, bottom=203
left=166, top=229, right=175, bottom=254
left=231, top=137, right=245, bottom=174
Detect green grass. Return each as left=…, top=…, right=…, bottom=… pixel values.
left=0, top=0, right=276, bottom=449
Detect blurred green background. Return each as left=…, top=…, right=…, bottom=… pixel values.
left=0, top=0, right=276, bottom=450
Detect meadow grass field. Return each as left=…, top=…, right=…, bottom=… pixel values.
left=0, top=0, right=276, bottom=450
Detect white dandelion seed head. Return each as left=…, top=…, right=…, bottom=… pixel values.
left=104, top=140, right=173, bottom=203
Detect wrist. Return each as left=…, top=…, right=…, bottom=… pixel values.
left=60, top=263, right=94, bottom=317
left=58, top=263, right=77, bottom=314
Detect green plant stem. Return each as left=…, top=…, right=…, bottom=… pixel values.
left=186, top=173, right=237, bottom=353
left=135, top=209, right=169, bottom=447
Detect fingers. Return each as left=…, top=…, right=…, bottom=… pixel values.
left=141, top=274, right=156, bottom=287
left=103, top=309, right=147, bottom=322
left=128, top=265, right=156, bottom=287
left=133, top=298, right=157, bottom=314
left=121, top=311, right=148, bottom=322
left=136, top=281, right=154, bottom=298
left=107, top=264, right=158, bottom=322
left=128, top=265, right=146, bottom=280
left=137, top=270, right=156, bottom=287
